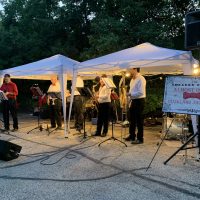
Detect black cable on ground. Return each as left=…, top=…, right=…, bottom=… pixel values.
left=0, top=135, right=200, bottom=199
left=0, top=171, right=123, bottom=183
left=0, top=139, right=99, bottom=169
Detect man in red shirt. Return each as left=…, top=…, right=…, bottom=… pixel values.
left=0, top=74, right=19, bottom=132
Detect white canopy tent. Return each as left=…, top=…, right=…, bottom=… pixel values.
left=0, top=54, right=80, bottom=80
left=77, top=43, right=197, bottom=76
left=0, top=54, right=80, bottom=137
left=0, top=43, right=198, bottom=138
left=67, top=43, right=198, bottom=131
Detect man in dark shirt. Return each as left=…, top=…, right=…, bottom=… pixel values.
left=0, top=74, right=19, bottom=132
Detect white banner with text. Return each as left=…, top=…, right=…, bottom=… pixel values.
left=163, top=76, right=200, bottom=115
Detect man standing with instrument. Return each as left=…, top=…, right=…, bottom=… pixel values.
left=0, top=74, right=19, bottom=132
left=47, top=75, right=62, bottom=129
left=125, top=68, right=146, bottom=144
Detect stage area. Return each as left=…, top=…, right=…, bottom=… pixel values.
left=0, top=113, right=200, bottom=200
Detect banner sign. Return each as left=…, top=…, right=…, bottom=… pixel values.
left=163, top=76, right=200, bottom=115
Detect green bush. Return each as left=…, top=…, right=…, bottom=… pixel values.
left=144, top=77, right=164, bottom=117
left=144, top=92, right=163, bottom=116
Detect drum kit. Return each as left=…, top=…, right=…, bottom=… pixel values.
left=162, top=113, right=192, bottom=143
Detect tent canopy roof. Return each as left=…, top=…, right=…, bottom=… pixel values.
left=0, top=54, right=80, bottom=80
left=78, top=43, right=195, bottom=75
left=0, top=43, right=197, bottom=80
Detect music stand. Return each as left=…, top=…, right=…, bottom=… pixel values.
left=46, top=92, right=62, bottom=136
left=98, top=78, right=127, bottom=147
left=77, top=87, right=94, bottom=140
left=0, top=91, right=8, bottom=132
left=30, top=86, right=43, bottom=97
left=98, top=109, right=127, bottom=147
left=0, top=91, right=8, bottom=101
left=27, top=86, right=44, bottom=134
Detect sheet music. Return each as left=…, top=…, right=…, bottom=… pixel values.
left=35, top=87, right=43, bottom=96
left=0, top=90, right=8, bottom=100
left=102, top=78, right=116, bottom=89
left=30, top=86, right=43, bottom=96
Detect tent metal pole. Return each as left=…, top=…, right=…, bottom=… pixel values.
left=68, top=68, right=78, bottom=133
left=59, top=67, right=68, bottom=138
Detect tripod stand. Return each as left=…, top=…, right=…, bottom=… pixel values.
left=98, top=102, right=127, bottom=147
left=79, top=99, right=97, bottom=142
left=164, top=115, right=200, bottom=165
left=27, top=106, right=43, bottom=134
left=79, top=108, right=94, bottom=142
left=98, top=118, right=127, bottom=147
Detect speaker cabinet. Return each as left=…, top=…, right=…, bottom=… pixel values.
left=185, top=11, right=200, bottom=50
left=0, top=140, right=22, bottom=161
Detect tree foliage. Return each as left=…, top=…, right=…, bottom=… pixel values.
left=0, top=0, right=199, bottom=69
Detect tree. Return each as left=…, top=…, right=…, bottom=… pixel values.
left=80, top=0, right=199, bottom=59
left=0, top=0, right=199, bottom=68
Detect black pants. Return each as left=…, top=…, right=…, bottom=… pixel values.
left=2, top=99, right=18, bottom=130
left=49, top=99, right=62, bottom=127
left=129, top=98, right=145, bottom=141
left=73, top=95, right=83, bottom=129
left=96, top=102, right=110, bottom=135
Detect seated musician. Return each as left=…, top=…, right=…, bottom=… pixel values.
left=47, top=75, right=62, bottom=129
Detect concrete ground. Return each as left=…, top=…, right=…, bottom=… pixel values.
left=0, top=114, right=200, bottom=200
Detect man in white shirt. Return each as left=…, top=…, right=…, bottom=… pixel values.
left=47, top=75, right=62, bottom=129
left=125, top=68, right=146, bottom=144
left=94, top=75, right=111, bottom=137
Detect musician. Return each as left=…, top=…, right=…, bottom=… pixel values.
left=47, top=75, right=62, bottom=129
left=125, top=68, right=146, bottom=144
left=0, top=74, right=18, bottom=132
left=94, top=75, right=111, bottom=137
left=72, top=87, right=84, bottom=131
left=93, top=76, right=100, bottom=93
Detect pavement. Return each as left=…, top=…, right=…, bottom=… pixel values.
left=0, top=114, right=200, bottom=200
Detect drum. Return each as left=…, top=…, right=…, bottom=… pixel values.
left=162, top=115, right=189, bottom=140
